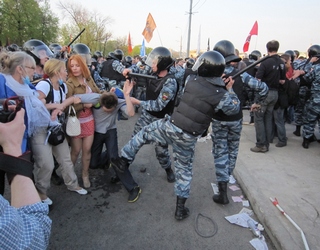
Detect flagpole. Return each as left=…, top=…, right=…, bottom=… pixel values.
left=156, top=29, right=163, bottom=46
left=186, top=0, right=193, bottom=57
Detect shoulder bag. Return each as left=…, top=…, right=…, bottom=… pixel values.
left=66, top=105, right=81, bottom=137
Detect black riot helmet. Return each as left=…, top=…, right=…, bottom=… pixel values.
left=124, top=56, right=133, bottom=64
left=23, top=39, right=53, bottom=65
left=49, top=43, right=62, bottom=55
left=113, top=49, right=124, bottom=61
left=71, top=43, right=91, bottom=65
left=192, top=51, right=225, bottom=77
left=213, top=40, right=241, bottom=64
left=249, top=50, right=262, bottom=61
left=186, top=58, right=195, bottom=68
left=284, top=50, right=295, bottom=62
left=145, top=46, right=173, bottom=73
left=7, top=44, right=20, bottom=52
left=93, top=51, right=103, bottom=60
left=308, top=45, right=320, bottom=58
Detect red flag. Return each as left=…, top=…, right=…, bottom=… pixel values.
left=128, top=32, right=133, bottom=54
left=142, top=13, right=157, bottom=43
left=243, top=21, right=258, bottom=52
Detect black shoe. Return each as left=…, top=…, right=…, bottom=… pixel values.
left=128, top=186, right=141, bottom=203
left=51, top=171, right=63, bottom=186
left=275, top=142, right=287, bottom=147
left=293, top=125, right=301, bottom=137
left=302, top=137, right=310, bottom=149
left=119, top=114, right=128, bottom=120
left=175, top=196, right=189, bottom=220
left=213, top=182, right=229, bottom=204
left=111, top=157, right=129, bottom=173
left=110, top=175, right=120, bottom=184
left=165, top=167, right=175, bottom=183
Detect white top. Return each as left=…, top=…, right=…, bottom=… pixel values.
left=36, top=79, right=68, bottom=103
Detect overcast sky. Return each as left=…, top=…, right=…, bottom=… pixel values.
left=50, top=0, right=320, bottom=55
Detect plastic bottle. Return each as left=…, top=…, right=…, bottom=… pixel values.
left=247, top=219, right=261, bottom=237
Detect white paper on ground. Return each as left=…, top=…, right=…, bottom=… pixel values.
left=211, top=183, right=219, bottom=194
left=250, top=236, right=268, bottom=250
left=239, top=207, right=253, bottom=216
left=242, top=200, right=250, bottom=207
left=232, top=196, right=243, bottom=202
left=225, top=213, right=257, bottom=228
left=229, top=185, right=240, bottom=191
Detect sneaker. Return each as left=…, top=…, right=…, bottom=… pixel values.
left=275, top=142, right=287, bottom=147
left=229, top=175, right=236, bottom=184
left=128, top=186, right=141, bottom=203
left=250, top=146, right=268, bottom=153
left=42, top=197, right=53, bottom=205
left=110, top=175, right=120, bottom=183
left=69, top=188, right=88, bottom=195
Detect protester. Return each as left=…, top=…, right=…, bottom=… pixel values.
left=66, top=54, right=101, bottom=188
left=33, top=58, right=88, bottom=205
left=76, top=80, right=142, bottom=202
left=250, top=40, right=286, bottom=153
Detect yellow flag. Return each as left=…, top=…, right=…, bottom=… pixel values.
left=142, top=13, right=156, bottom=43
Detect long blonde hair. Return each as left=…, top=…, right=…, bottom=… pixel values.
left=44, top=58, right=65, bottom=78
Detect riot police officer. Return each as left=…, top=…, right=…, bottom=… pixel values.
left=23, top=39, right=53, bottom=81
left=99, top=49, right=126, bottom=89
left=111, top=50, right=241, bottom=220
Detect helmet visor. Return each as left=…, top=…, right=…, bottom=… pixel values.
left=32, top=44, right=54, bottom=59
left=192, top=58, right=202, bottom=71
left=145, top=52, right=158, bottom=68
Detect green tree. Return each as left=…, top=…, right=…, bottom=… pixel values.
left=58, top=1, right=113, bottom=53
left=0, top=0, right=58, bottom=46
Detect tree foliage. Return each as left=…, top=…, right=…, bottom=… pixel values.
left=0, top=0, right=59, bottom=46
left=57, top=1, right=113, bottom=54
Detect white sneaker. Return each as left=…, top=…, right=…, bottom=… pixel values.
left=69, top=188, right=88, bottom=195
left=42, top=197, right=53, bottom=205
left=229, top=175, right=236, bottom=184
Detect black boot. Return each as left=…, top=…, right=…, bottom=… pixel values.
left=293, top=125, right=301, bottom=136
left=249, top=116, right=254, bottom=124
left=165, top=167, right=175, bottom=183
left=213, top=182, right=229, bottom=204
left=302, top=137, right=310, bottom=149
left=110, top=157, right=129, bottom=173
left=175, top=196, right=189, bottom=220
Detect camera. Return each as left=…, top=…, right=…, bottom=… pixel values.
left=0, top=96, right=24, bottom=152
left=0, top=96, right=24, bottom=123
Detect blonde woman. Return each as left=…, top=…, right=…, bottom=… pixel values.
left=33, top=58, right=88, bottom=205
left=66, top=54, right=101, bottom=188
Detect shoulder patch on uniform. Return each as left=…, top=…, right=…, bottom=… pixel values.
left=162, top=92, right=169, bottom=101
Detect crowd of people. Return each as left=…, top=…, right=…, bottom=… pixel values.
left=1, top=38, right=320, bottom=248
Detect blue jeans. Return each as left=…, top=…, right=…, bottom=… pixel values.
left=90, top=129, right=138, bottom=192
left=254, top=90, right=278, bottom=148
left=273, top=108, right=287, bottom=143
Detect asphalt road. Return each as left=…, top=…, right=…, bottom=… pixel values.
left=47, top=113, right=276, bottom=250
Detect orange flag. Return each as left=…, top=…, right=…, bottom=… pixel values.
left=128, top=32, right=133, bottom=54
left=142, top=13, right=156, bottom=43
